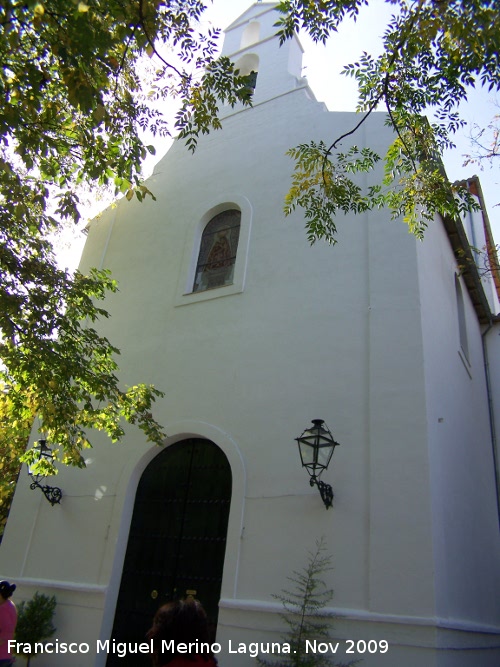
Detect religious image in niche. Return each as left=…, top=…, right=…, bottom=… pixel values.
left=193, top=209, right=241, bottom=293
left=204, top=231, right=233, bottom=288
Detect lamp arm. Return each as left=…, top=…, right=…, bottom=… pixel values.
left=29, top=479, right=63, bottom=506
left=309, top=476, right=333, bottom=509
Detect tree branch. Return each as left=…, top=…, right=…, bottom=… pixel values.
left=137, top=0, right=186, bottom=81
left=320, top=0, right=426, bottom=182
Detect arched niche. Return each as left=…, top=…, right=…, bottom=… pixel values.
left=240, top=21, right=260, bottom=49
left=235, top=52, right=260, bottom=78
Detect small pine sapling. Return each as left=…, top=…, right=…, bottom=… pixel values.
left=15, top=592, right=57, bottom=667
left=257, top=538, right=357, bottom=667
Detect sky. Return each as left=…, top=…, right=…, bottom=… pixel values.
left=63, top=0, right=499, bottom=267
left=209, top=0, right=499, bottom=239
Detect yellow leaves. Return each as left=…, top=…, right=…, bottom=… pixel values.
left=33, top=4, right=45, bottom=30
left=61, top=446, right=87, bottom=467
left=78, top=2, right=90, bottom=12
left=0, top=159, right=12, bottom=175
left=124, top=184, right=156, bottom=202
left=62, top=67, right=96, bottom=113
left=93, top=103, right=106, bottom=122
left=0, top=390, right=35, bottom=537
left=138, top=184, right=155, bottom=199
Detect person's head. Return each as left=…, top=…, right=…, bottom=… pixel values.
left=147, top=598, right=211, bottom=665
left=0, top=581, right=16, bottom=601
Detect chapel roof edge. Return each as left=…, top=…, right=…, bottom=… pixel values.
left=224, top=2, right=279, bottom=33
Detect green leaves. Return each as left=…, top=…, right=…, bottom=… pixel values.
left=176, top=57, right=254, bottom=152
left=278, top=0, right=498, bottom=243
left=0, top=1, right=240, bottom=473
left=274, top=1, right=368, bottom=45
left=1, top=260, right=167, bottom=471
left=285, top=141, right=383, bottom=244
left=15, top=592, right=57, bottom=657
left=2, top=262, right=164, bottom=437
left=0, top=384, right=34, bottom=537
left=0, top=0, right=263, bottom=474
left=259, top=537, right=353, bottom=667
left=4, top=0, right=494, bottom=495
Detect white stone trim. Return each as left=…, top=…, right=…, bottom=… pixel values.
left=219, top=598, right=500, bottom=636
left=224, top=4, right=279, bottom=34
left=11, top=578, right=107, bottom=594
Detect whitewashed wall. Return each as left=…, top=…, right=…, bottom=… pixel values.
left=1, top=4, right=499, bottom=666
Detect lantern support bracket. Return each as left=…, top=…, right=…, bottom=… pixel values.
left=310, top=476, right=334, bottom=509
left=29, top=479, right=62, bottom=506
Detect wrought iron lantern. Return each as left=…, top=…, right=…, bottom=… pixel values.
left=28, top=439, right=62, bottom=506
left=295, top=419, right=340, bottom=509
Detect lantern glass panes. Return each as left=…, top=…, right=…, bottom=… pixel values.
left=296, top=419, right=339, bottom=478
left=28, top=439, right=54, bottom=481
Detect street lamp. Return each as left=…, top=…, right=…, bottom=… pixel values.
left=295, top=419, right=340, bottom=509
left=28, top=440, right=62, bottom=506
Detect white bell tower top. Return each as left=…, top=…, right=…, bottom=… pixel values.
left=220, top=2, right=305, bottom=106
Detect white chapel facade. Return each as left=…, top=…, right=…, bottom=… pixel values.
left=2, top=3, right=500, bottom=666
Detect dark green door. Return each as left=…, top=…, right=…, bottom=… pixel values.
left=106, top=439, right=232, bottom=667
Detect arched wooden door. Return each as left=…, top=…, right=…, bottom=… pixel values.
left=107, top=439, right=232, bottom=667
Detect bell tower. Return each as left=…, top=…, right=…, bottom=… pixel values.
left=220, top=2, right=306, bottom=109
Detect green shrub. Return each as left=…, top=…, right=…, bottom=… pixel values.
left=257, top=538, right=357, bottom=667
left=15, top=592, right=57, bottom=666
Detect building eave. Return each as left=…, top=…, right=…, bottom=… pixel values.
left=441, top=208, right=495, bottom=325
left=464, top=176, right=500, bottom=303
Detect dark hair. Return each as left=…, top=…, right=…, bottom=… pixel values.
left=147, top=598, right=213, bottom=666
left=0, top=581, right=16, bottom=599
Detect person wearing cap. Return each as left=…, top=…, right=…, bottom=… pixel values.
left=0, top=581, right=17, bottom=666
